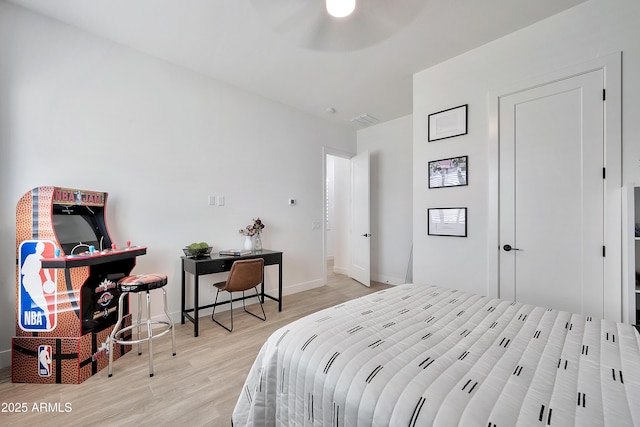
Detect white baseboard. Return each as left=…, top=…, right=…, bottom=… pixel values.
left=333, top=266, right=349, bottom=276
left=0, top=349, right=11, bottom=370
left=280, top=278, right=324, bottom=296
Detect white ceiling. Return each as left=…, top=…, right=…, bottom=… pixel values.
left=7, top=0, right=587, bottom=128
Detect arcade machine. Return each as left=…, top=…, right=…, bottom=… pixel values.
left=12, top=186, right=146, bottom=384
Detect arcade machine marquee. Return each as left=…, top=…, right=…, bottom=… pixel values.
left=13, top=186, right=146, bottom=384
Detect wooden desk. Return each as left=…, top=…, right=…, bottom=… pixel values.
left=181, top=250, right=283, bottom=337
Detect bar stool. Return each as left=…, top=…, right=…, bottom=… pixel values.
left=108, top=273, right=176, bottom=377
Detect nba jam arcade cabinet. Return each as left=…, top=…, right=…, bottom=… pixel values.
left=12, top=186, right=146, bottom=384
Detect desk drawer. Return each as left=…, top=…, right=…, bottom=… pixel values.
left=195, top=260, right=228, bottom=275
left=183, top=258, right=228, bottom=275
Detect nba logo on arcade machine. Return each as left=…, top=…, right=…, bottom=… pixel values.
left=18, top=240, right=57, bottom=332
left=38, top=345, right=52, bottom=377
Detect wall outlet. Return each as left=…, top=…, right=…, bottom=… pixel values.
left=208, top=195, right=216, bottom=206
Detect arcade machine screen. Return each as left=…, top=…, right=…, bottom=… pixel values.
left=52, top=204, right=111, bottom=255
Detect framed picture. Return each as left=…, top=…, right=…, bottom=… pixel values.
left=428, top=104, right=468, bottom=142
left=427, top=208, right=467, bottom=237
left=428, top=155, right=468, bottom=188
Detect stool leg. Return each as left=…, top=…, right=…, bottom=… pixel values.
left=137, top=292, right=143, bottom=356
left=146, top=290, right=154, bottom=377
left=162, top=288, right=176, bottom=357
left=108, top=291, right=128, bottom=377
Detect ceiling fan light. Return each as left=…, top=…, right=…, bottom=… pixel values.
left=326, top=0, right=356, bottom=18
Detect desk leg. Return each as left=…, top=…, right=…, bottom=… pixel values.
left=194, top=274, right=200, bottom=337
left=278, top=260, right=282, bottom=312
left=181, top=262, right=186, bottom=325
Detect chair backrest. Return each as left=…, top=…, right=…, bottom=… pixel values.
left=224, top=258, right=264, bottom=292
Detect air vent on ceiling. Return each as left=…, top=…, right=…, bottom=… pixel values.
left=349, top=113, right=380, bottom=127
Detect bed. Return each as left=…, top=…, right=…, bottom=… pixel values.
left=232, top=284, right=640, bottom=426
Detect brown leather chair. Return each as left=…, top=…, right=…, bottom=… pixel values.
left=211, top=258, right=266, bottom=331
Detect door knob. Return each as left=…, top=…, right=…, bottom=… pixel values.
left=361, top=233, right=371, bottom=237
left=503, top=244, right=521, bottom=252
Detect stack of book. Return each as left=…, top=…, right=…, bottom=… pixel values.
left=219, top=249, right=251, bottom=256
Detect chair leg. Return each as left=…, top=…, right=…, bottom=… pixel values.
left=162, top=288, right=176, bottom=356
left=211, top=289, right=233, bottom=332
left=242, top=287, right=266, bottom=322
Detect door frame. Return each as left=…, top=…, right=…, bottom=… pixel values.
left=487, top=52, right=622, bottom=320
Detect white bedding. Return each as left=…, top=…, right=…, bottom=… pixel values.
left=232, top=284, right=640, bottom=426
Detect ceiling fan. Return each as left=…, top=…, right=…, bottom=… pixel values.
left=250, top=0, right=427, bottom=52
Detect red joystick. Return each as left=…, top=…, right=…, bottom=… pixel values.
left=111, top=243, right=116, bottom=250
left=126, top=241, right=131, bottom=248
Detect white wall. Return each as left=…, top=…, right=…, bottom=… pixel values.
left=358, top=115, right=413, bottom=284
left=0, top=2, right=355, bottom=368
left=412, top=0, right=640, bottom=299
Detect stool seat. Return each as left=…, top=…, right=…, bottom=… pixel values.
left=118, top=274, right=167, bottom=292
left=108, top=272, right=175, bottom=378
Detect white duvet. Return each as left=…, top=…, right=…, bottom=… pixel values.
left=232, top=284, right=640, bottom=426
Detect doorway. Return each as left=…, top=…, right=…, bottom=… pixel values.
left=322, top=149, right=371, bottom=287
left=325, top=152, right=351, bottom=282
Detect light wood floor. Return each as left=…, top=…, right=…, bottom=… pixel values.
left=0, top=271, right=390, bottom=426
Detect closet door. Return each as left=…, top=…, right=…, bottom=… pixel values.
left=499, top=69, right=604, bottom=317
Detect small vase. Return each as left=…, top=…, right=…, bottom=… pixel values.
left=254, top=233, right=262, bottom=252
left=243, top=235, right=253, bottom=252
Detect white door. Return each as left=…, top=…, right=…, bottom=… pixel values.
left=350, top=150, right=371, bottom=287
left=499, top=70, right=604, bottom=317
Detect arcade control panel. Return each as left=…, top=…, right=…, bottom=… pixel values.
left=42, top=243, right=147, bottom=269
